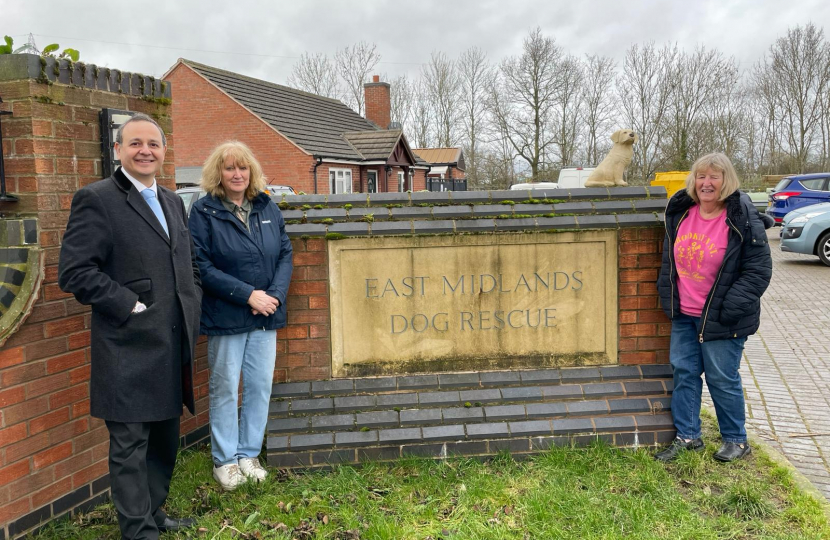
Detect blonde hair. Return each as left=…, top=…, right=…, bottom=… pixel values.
left=200, top=141, right=267, bottom=200
left=684, top=152, right=741, bottom=204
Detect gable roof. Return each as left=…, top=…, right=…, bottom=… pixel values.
left=176, top=59, right=377, bottom=160
left=343, top=130, right=427, bottom=166
left=413, top=147, right=465, bottom=170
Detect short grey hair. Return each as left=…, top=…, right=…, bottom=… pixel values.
left=115, top=113, right=166, bottom=147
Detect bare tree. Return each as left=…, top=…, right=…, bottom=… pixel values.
left=663, top=46, right=734, bottom=170
left=423, top=52, right=462, bottom=147
left=389, top=74, right=415, bottom=128
left=553, top=54, right=584, bottom=167
left=410, top=77, right=433, bottom=148
left=335, top=41, right=381, bottom=115
left=286, top=52, right=340, bottom=99
left=617, top=42, right=679, bottom=182
left=458, top=46, right=493, bottom=187
left=761, top=23, right=830, bottom=172
left=488, top=27, right=563, bottom=180
left=581, top=54, right=618, bottom=166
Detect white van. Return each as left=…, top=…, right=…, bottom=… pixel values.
left=510, top=182, right=560, bottom=191
left=557, top=167, right=596, bottom=189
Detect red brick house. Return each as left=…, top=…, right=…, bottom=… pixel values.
left=163, top=60, right=428, bottom=194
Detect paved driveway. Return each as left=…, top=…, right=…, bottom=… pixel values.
left=736, top=228, right=830, bottom=499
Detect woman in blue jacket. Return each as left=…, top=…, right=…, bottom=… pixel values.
left=189, top=141, right=293, bottom=490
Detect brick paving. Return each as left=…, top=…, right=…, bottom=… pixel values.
left=705, top=228, right=830, bottom=499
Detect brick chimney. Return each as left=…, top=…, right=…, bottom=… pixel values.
left=364, top=75, right=391, bottom=129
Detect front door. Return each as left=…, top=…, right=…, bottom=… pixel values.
left=367, top=170, right=378, bottom=193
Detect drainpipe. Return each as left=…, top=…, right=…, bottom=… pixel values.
left=384, top=165, right=391, bottom=193
left=312, top=156, right=323, bottom=194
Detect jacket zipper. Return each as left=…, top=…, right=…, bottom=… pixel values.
left=666, top=209, right=689, bottom=319
left=698, top=217, right=743, bottom=343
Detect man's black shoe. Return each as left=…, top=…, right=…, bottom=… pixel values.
left=654, top=437, right=705, bottom=462
left=713, top=442, right=751, bottom=462
left=158, top=516, right=196, bottom=532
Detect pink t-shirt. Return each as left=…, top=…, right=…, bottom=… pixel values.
left=674, top=205, right=729, bottom=317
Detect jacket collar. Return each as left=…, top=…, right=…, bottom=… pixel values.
left=667, top=189, right=746, bottom=224
left=201, top=191, right=271, bottom=213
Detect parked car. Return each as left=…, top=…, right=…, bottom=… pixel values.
left=780, top=202, right=830, bottom=266
left=767, top=173, right=830, bottom=224
left=176, top=185, right=295, bottom=216
left=264, top=184, right=296, bottom=197
left=176, top=186, right=206, bottom=216
left=557, top=167, right=595, bottom=189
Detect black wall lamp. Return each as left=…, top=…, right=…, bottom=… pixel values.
left=0, top=96, right=18, bottom=203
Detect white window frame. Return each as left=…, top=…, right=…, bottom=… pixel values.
left=397, top=171, right=405, bottom=192
left=329, top=168, right=353, bottom=194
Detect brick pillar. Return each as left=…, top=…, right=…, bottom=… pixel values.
left=0, top=55, right=209, bottom=539
left=363, top=75, right=391, bottom=130
left=617, top=227, right=671, bottom=364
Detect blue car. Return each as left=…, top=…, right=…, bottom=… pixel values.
left=767, top=173, right=830, bottom=224
left=780, top=202, right=830, bottom=266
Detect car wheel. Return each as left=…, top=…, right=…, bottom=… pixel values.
left=818, top=231, right=830, bottom=267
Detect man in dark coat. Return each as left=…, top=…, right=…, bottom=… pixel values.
left=58, top=113, right=202, bottom=540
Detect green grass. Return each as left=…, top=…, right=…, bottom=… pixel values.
left=34, top=417, right=830, bottom=539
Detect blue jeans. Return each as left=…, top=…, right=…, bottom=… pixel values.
left=208, top=329, right=277, bottom=466
left=670, top=314, right=748, bottom=443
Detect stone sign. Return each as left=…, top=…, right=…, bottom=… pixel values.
left=328, top=231, right=618, bottom=376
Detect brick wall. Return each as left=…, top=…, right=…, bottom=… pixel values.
left=164, top=64, right=318, bottom=194
left=277, top=238, right=332, bottom=382
left=0, top=74, right=209, bottom=537
left=617, top=227, right=671, bottom=364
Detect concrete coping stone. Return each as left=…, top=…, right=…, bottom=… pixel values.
left=606, top=186, right=652, bottom=199
left=306, top=208, right=347, bottom=219
left=513, top=204, right=555, bottom=215
left=285, top=194, right=328, bottom=205
left=454, top=219, right=496, bottom=232
left=472, top=204, right=516, bottom=215
left=390, top=207, right=434, bottom=219
left=410, top=191, right=452, bottom=205
left=311, top=379, right=355, bottom=395
left=494, top=218, right=539, bottom=231
left=413, top=220, right=455, bottom=233
left=535, top=216, right=579, bottom=230
left=552, top=202, right=594, bottom=214
left=634, top=199, right=670, bottom=211
left=647, top=186, right=668, bottom=198
left=577, top=215, right=619, bottom=229
left=285, top=223, right=326, bottom=237
left=280, top=210, right=304, bottom=220
left=328, top=222, right=371, bottom=235
left=616, top=214, right=662, bottom=227
left=431, top=206, right=475, bottom=219
left=568, top=188, right=610, bottom=200
left=368, top=192, right=411, bottom=204
left=347, top=207, right=388, bottom=218
left=449, top=191, right=493, bottom=204
left=325, top=194, right=369, bottom=207
left=593, top=201, right=635, bottom=213
left=272, top=382, right=311, bottom=397
left=370, top=221, right=414, bottom=235
left=640, top=364, right=672, bottom=378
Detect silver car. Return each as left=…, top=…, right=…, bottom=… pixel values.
left=780, top=202, right=830, bottom=266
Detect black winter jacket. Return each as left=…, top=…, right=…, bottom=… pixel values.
left=657, top=189, right=772, bottom=342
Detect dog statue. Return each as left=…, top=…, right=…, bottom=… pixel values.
left=584, top=129, right=639, bottom=188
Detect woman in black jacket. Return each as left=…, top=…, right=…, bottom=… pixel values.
left=655, top=153, right=772, bottom=463
left=189, top=142, right=293, bottom=490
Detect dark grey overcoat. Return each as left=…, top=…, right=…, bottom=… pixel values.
left=58, top=169, right=202, bottom=422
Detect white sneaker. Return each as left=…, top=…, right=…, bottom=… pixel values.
left=213, top=463, right=246, bottom=491
left=238, top=457, right=268, bottom=482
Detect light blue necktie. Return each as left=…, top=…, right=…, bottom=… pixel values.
left=141, top=189, right=169, bottom=237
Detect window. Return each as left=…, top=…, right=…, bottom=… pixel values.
left=329, top=168, right=352, bottom=194
left=397, top=171, right=405, bottom=192
left=799, top=178, right=828, bottom=191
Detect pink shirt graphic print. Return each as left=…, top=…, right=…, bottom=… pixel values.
left=674, top=205, right=729, bottom=317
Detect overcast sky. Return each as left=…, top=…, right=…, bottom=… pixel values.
left=4, top=0, right=829, bottom=86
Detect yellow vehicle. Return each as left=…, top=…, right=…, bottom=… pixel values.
left=650, top=171, right=689, bottom=198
